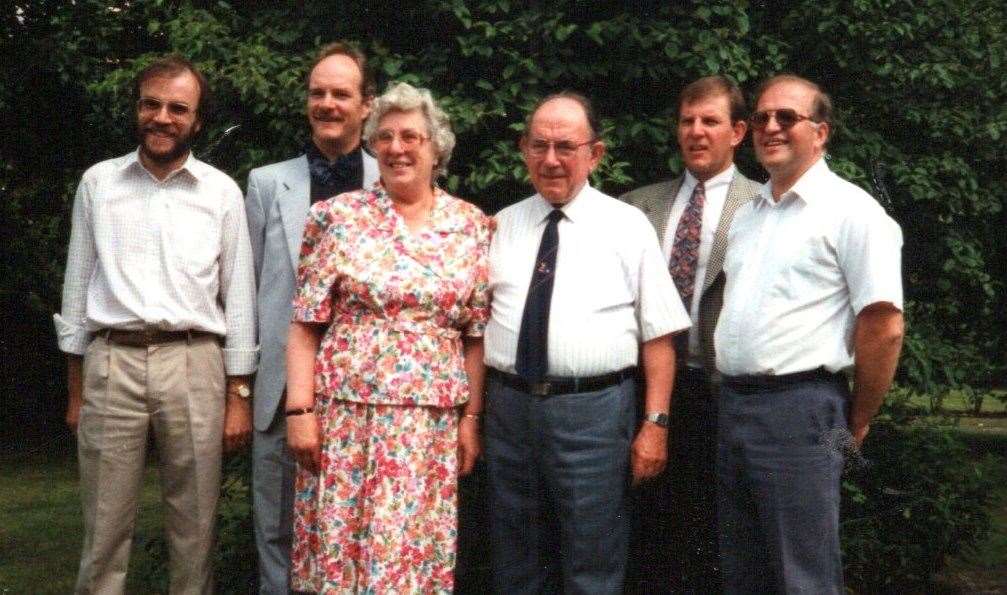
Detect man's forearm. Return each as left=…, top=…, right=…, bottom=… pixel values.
left=641, top=334, right=676, bottom=414
left=849, top=305, right=904, bottom=432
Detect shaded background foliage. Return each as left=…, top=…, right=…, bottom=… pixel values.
left=1, top=0, right=1004, bottom=591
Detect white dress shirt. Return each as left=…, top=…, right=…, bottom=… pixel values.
left=485, top=184, right=690, bottom=377
left=662, top=165, right=734, bottom=367
left=54, top=150, right=258, bottom=375
left=715, top=158, right=903, bottom=376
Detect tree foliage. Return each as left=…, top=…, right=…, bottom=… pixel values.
left=2, top=0, right=1005, bottom=588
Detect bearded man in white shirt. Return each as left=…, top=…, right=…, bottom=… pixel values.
left=622, top=75, right=759, bottom=594
left=55, top=55, right=257, bottom=594
left=483, top=93, right=690, bottom=594
left=715, top=74, right=904, bottom=594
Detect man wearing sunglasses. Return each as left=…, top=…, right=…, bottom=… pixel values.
left=243, top=42, right=380, bottom=594
left=622, top=75, right=759, bottom=594
left=715, top=74, right=904, bottom=594
left=55, top=55, right=257, bottom=593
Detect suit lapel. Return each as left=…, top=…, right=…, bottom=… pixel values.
left=635, top=178, right=682, bottom=249
left=700, top=172, right=755, bottom=294
left=278, top=156, right=311, bottom=273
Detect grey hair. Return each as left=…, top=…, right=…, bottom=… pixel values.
left=363, top=82, right=455, bottom=179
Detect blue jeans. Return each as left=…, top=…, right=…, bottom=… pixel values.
left=484, top=374, right=636, bottom=595
left=717, top=374, right=848, bottom=595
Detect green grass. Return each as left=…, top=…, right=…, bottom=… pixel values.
left=908, top=389, right=1007, bottom=416
left=0, top=443, right=162, bottom=594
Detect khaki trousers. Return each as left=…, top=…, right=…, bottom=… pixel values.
left=75, top=333, right=224, bottom=595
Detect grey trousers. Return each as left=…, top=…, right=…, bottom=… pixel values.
left=484, top=374, right=636, bottom=595
left=252, top=403, right=296, bottom=594
left=76, top=334, right=223, bottom=595
left=717, top=374, right=848, bottom=595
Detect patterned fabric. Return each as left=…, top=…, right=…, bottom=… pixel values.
left=290, top=401, right=459, bottom=594
left=289, top=184, right=490, bottom=592
left=668, top=180, right=705, bottom=311
left=292, top=184, right=492, bottom=408
left=53, top=149, right=257, bottom=374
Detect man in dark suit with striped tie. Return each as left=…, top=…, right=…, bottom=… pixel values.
left=622, top=75, right=759, bottom=594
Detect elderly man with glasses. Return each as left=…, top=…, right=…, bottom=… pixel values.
left=483, top=92, right=690, bottom=594
left=714, top=74, right=905, bottom=594
left=55, top=54, right=256, bottom=594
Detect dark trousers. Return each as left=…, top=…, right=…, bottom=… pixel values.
left=717, top=374, right=848, bottom=595
left=627, top=366, right=719, bottom=595
left=484, top=374, right=636, bottom=595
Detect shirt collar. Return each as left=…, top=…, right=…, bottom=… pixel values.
left=683, top=163, right=735, bottom=195
left=754, top=157, right=830, bottom=209
left=531, top=182, right=595, bottom=224
left=123, top=148, right=204, bottom=182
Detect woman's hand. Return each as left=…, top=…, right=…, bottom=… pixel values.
left=287, top=412, right=322, bottom=475
left=457, top=415, right=481, bottom=476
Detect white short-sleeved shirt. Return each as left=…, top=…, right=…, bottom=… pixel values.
left=715, top=158, right=903, bottom=376
left=485, top=184, right=691, bottom=377
left=53, top=150, right=258, bottom=375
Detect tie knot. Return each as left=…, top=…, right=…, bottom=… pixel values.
left=547, top=209, right=564, bottom=224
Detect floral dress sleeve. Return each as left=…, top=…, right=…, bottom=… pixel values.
left=292, top=200, right=340, bottom=323
left=463, top=212, right=493, bottom=337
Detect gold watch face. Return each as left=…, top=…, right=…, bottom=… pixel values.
left=237, top=385, right=251, bottom=398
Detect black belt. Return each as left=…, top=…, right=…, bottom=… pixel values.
left=490, top=368, right=635, bottom=397
left=722, top=367, right=843, bottom=395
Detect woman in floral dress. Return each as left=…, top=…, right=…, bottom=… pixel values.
left=284, top=82, right=490, bottom=594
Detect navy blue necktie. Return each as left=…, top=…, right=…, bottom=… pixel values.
left=515, top=208, right=564, bottom=382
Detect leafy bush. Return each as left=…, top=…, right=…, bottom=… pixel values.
left=841, top=421, right=999, bottom=592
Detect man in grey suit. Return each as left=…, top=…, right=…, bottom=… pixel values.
left=244, top=42, right=379, bottom=594
left=622, top=75, right=758, bottom=594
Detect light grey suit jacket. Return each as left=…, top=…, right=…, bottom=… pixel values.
left=245, top=152, right=379, bottom=431
left=621, top=170, right=759, bottom=372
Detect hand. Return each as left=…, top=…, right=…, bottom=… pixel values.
left=851, top=423, right=870, bottom=448
left=457, top=416, right=481, bottom=476
left=223, top=396, right=252, bottom=453
left=631, top=421, right=668, bottom=485
left=65, top=391, right=82, bottom=433
left=287, top=412, right=322, bottom=474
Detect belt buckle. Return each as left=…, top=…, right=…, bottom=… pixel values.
left=528, top=381, right=551, bottom=396
left=141, top=327, right=159, bottom=345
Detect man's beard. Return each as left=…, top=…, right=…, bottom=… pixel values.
left=137, top=124, right=196, bottom=164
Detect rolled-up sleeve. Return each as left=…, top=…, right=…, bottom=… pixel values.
left=219, top=186, right=259, bottom=375
left=54, top=177, right=97, bottom=355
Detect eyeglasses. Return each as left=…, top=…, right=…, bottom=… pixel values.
left=749, top=109, right=818, bottom=131
left=137, top=97, right=195, bottom=119
left=373, top=129, right=429, bottom=149
left=525, top=138, right=595, bottom=158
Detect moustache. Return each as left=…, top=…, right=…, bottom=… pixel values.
left=141, top=125, right=177, bottom=138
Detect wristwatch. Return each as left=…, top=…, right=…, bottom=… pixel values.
left=644, top=412, right=670, bottom=428
left=231, top=384, right=251, bottom=399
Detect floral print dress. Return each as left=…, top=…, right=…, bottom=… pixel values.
left=289, top=184, right=490, bottom=594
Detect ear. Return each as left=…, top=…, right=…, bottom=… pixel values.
left=588, top=139, right=606, bottom=169
left=731, top=119, right=747, bottom=147
left=361, top=94, right=374, bottom=121
left=814, top=121, right=830, bottom=150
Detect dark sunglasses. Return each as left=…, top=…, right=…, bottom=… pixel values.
left=749, top=109, right=818, bottom=131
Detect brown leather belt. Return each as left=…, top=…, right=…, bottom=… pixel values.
left=100, top=328, right=218, bottom=347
